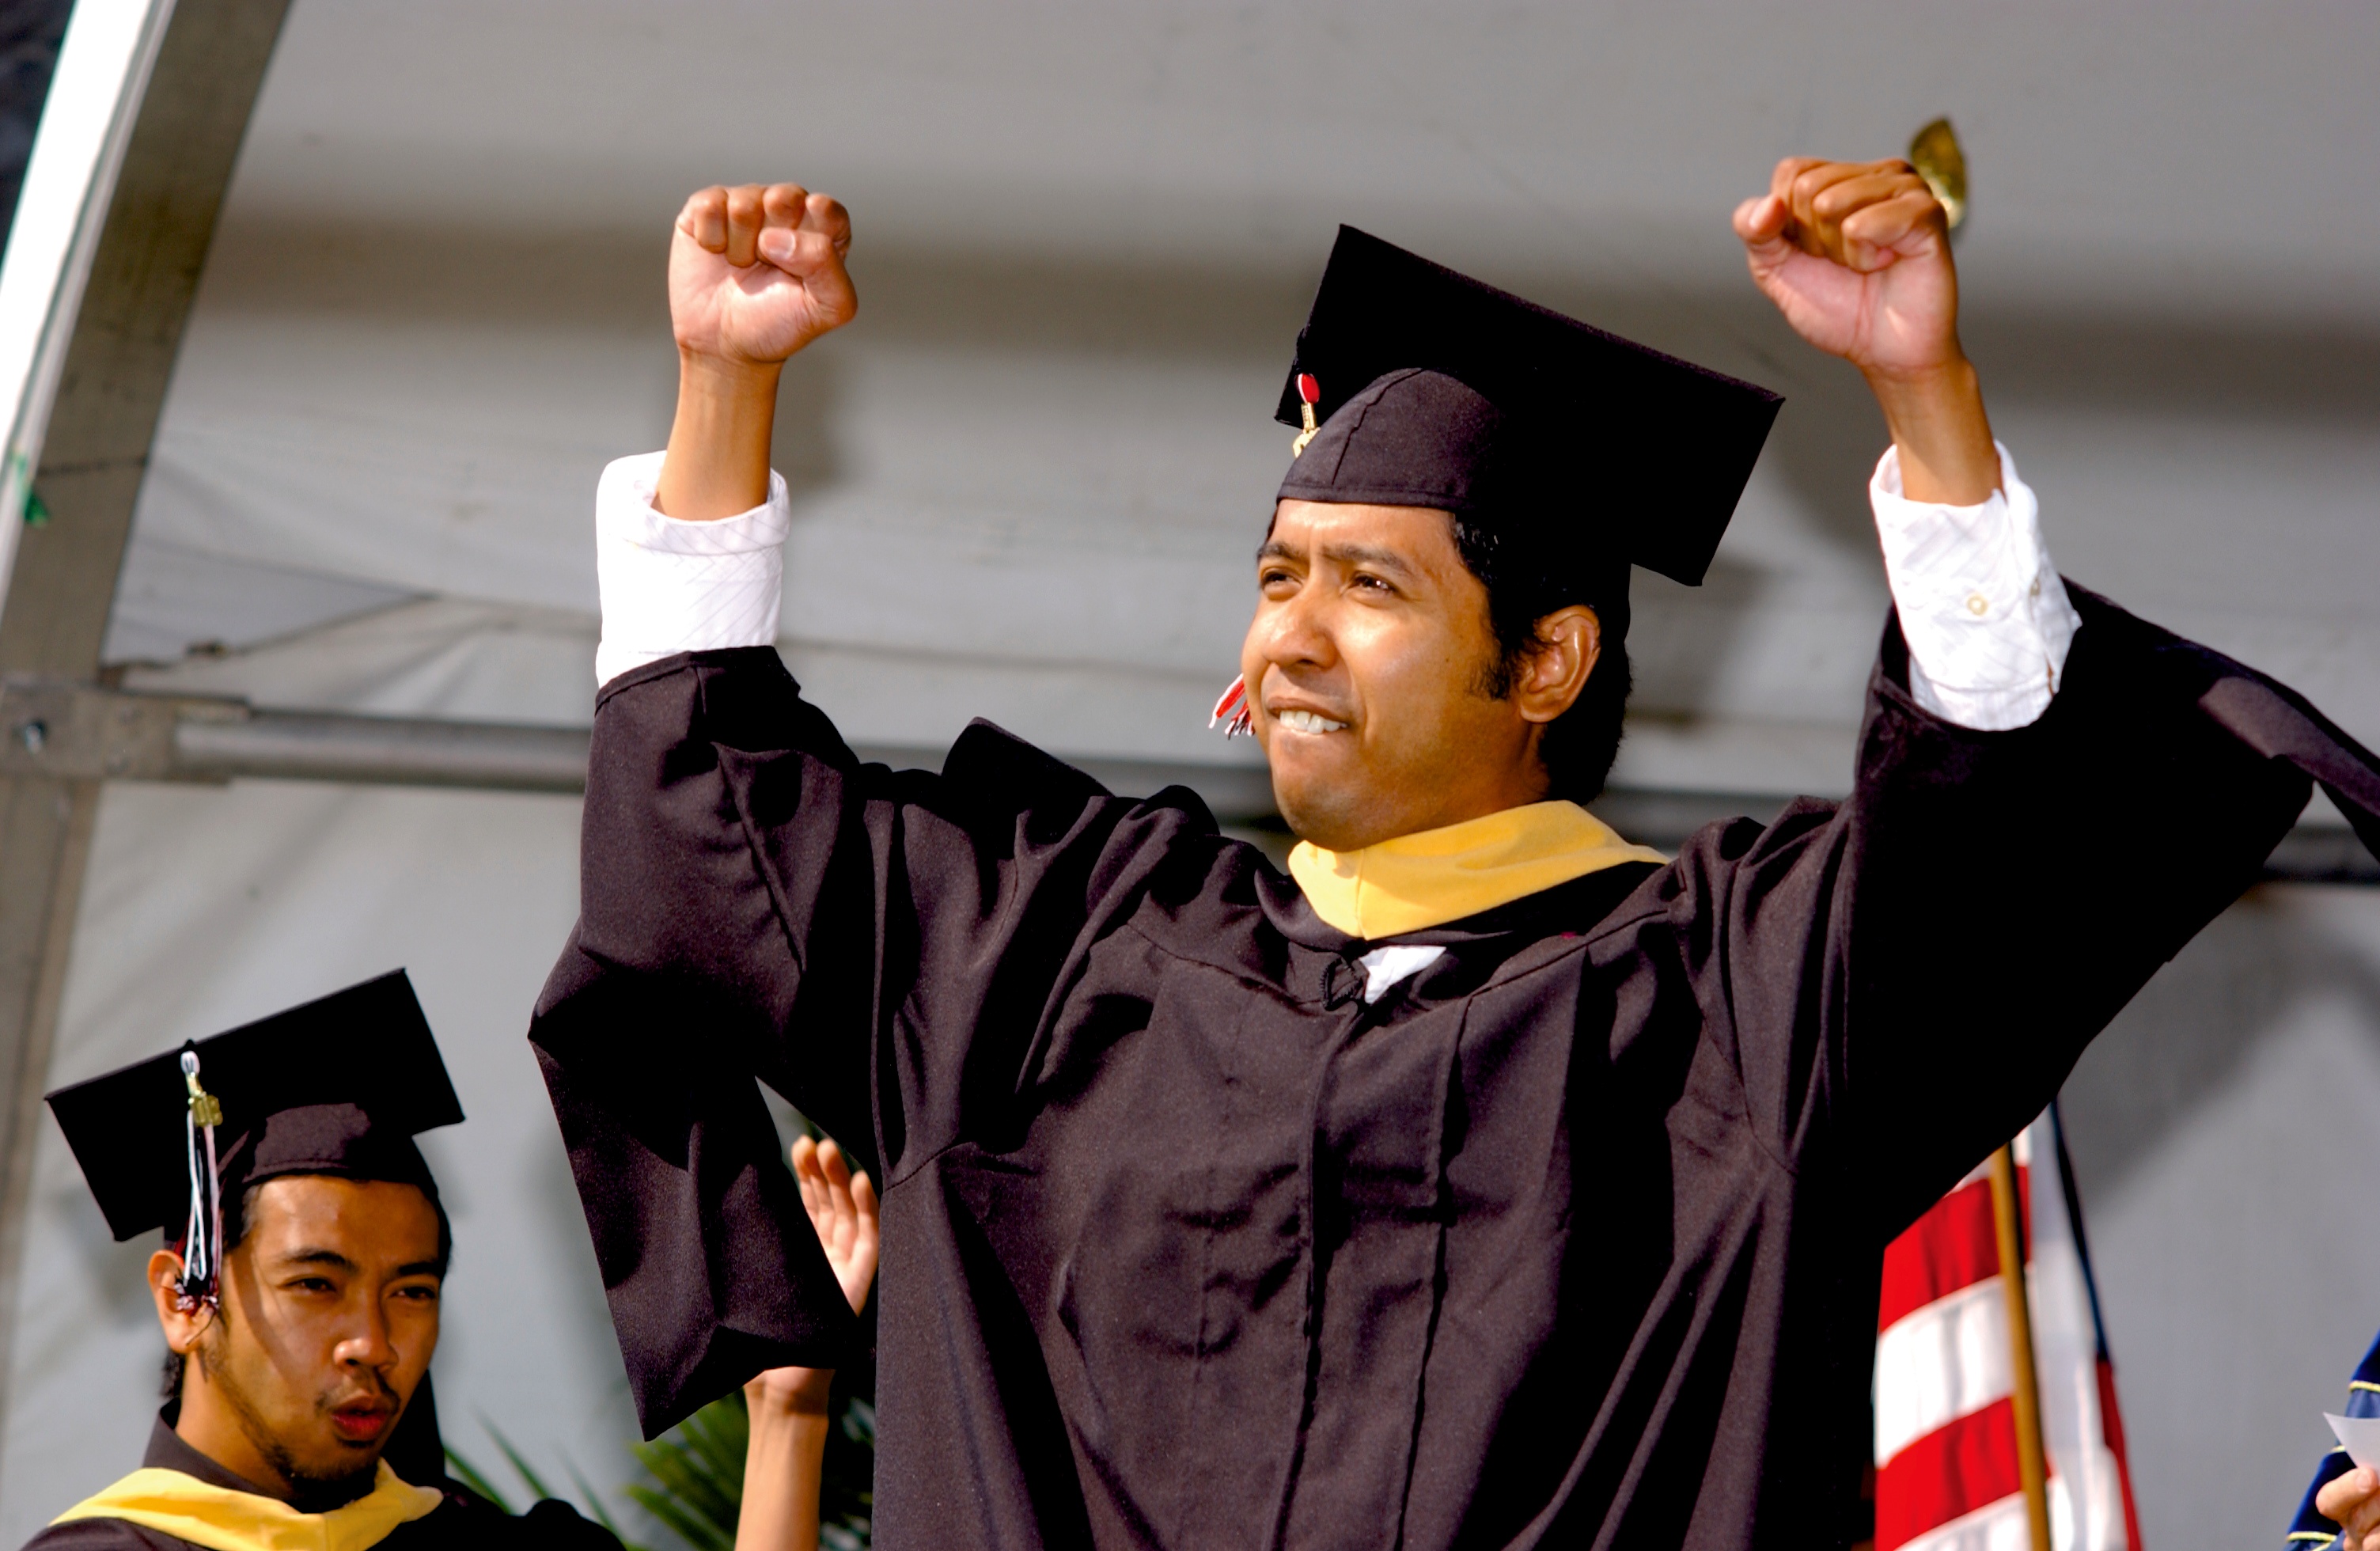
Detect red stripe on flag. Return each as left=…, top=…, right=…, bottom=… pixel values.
left=1875, top=1396, right=2026, bottom=1551
left=1878, top=1169, right=2033, bottom=1334
left=1879, top=1181, right=1996, bottom=1333
left=2098, top=1356, right=2145, bottom=1551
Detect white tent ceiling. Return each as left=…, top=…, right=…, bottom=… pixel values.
left=6, top=4, right=2378, bottom=1546
left=108, top=0, right=2380, bottom=763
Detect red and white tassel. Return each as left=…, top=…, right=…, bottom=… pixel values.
left=1210, top=675, right=1253, bottom=738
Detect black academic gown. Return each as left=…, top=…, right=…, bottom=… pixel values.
left=22, top=1414, right=620, bottom=1550
left=531, top=585, right=2380, bottom=1550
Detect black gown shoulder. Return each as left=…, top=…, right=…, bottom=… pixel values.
left=385, top=1489, right=624, bottom=1549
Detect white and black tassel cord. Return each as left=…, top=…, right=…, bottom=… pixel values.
left=177, top=1049, right=223, bottom=1310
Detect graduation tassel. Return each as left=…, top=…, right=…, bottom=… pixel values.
left=1290, top=373, right=1321, bottom=457
left=177, top=1048, right=224, bottom=1310
left=1222, top=370, right=1320, bottom=737
left=1210, top=675, right=1253, bottom=739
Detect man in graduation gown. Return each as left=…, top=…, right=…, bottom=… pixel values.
left=29, top=973, right=620, bottom=1550
left=529, top=159, right=2380, bottom=1548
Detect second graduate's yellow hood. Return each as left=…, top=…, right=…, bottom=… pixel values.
left=1287, top=800, right=1665, bottom=939
left=50, top=1462, right=441, bottom=1551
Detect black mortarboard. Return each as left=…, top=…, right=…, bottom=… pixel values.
left=46, top=971, right=463, bottom=1267
left=1273, top=226, right=1782, bottom=588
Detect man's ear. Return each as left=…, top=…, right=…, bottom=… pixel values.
left=1514, top=605, right=1601, bottom=725
left=147, top=1249, right=214, bottom=1356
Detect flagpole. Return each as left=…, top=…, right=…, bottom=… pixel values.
left=1988, top=1143, right=2054, bottom=1551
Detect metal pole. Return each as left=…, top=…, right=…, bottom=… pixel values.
left=172, top=708, right=597, bottom=793
left=0, top=674, right=2373, bottom=878
left=1987, top=1143, right=2054, bottom=1551
left=0, top=0, right=293, bottom=1448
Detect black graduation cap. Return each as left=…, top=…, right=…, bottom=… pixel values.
left=1272, top=226, right=1782, bottom=588
left=46, top=970, right=463, bottom=1255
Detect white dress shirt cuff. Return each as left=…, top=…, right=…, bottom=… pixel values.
left=1869, top=442, right=2080, bottom=732
left=594, top=451, right=790, bottom=688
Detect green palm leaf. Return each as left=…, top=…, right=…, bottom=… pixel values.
left=489, top=1423, right=558, bottom=1502
left=623, top=1483, right=736, bottom=1551
left=567, top=1459, right=656, bottom=1551
left=441, top=1445, right=516, bottom=1515
left=624, top=1394, right=748, bottom=1551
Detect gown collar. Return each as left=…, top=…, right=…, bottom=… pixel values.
left=1285, top=800, right=1665, bottom=940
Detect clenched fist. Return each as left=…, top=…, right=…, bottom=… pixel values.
left=656, top=182, right=855, bottom=519
left=1736, top=155, right=1997, bottom=506
left=670, top=183, right=856, bottom=368
left=1734, top=157, right=1958, bottom=379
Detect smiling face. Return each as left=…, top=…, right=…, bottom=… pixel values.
left=1243, top=498, right=1601, bottom=852
left=153, top=1174, right=442, bottom=1496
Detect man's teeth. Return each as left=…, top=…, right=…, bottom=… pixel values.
left=1276, top=709, right=1349, bottom=734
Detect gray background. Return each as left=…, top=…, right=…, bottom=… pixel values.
left=3, top=3, right=2378, bottom=1545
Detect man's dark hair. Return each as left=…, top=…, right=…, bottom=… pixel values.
left=161, top=1177, right=452, bottom=1402
left=1450, top=514, right=1632, bottom=803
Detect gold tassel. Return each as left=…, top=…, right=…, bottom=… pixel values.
left=1908, top=117, right=1968, bottom=230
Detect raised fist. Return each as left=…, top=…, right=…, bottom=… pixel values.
left=1734, top=157, right=1960, bottom=380
left=669, top=183, right=856, bottom=368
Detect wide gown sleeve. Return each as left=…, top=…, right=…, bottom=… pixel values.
left=1668, top=583, right=2380, bottom=1242
left=530, top=647, right=1204, bottom=1435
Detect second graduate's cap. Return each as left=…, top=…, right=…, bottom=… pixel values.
left=47, top=969, right=463, bottom=1244
left=1273, top=226, right=1783, bottom=587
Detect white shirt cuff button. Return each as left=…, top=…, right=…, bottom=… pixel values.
left=1868, top=442, right=2081, bottom=731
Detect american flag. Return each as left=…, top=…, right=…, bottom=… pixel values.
left=1873, top=1105, right=2143, bottom=1551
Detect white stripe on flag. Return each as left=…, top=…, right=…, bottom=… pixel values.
left=1877, top=1275, right=2015, bottom=1466
left=1876, top=1111, right=2134, bottom=1549
left=1894, top=1492, right=2033, bottom=1551
left=2026, top=1115, right=2130, bottom=1551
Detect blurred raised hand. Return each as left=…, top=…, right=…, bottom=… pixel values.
left=745, top=1136, right=878, bottom=1418
left=737, top=1136, right=879, bottom=1551
left=791, top=1136, right=879, bottom=1319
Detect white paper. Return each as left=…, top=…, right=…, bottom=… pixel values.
left=2326, top=1412, right=2380, bottom=1469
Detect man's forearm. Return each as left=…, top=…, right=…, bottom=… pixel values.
left=656, top=352, right=783, bottom=520
left=736, top=1394, right=832, bottom=1551
left=1863, top=357, right=1999, bottom=506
